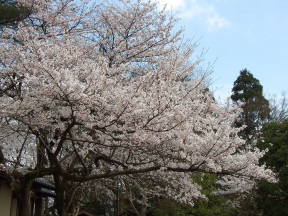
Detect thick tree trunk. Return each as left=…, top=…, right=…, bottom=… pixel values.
left=17, top=180, right=33, bottom=216
left=54, top=173, right=83, bottom=216
left=54, top=173, right=65, bottom=216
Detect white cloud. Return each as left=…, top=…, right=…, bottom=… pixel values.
left=207, top=13, right=231, bottom=31
left=182, top=3, right=214, bottom=19
left=160, top=0, right=231, bottom=31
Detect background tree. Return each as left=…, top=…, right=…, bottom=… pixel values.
left=256, top=119, right=288, bottom=216
left=0, top=0, right=31, bottom=28
left=268, top=92, right=288, bottom=122
left=231, top=69, right=270, bottom=143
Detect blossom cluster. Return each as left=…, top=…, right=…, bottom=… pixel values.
left=0, top=0, right=275, bottom=206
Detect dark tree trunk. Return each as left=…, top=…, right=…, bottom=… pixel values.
left=17, top=179, right=33, bottom=216
left=0, top=147, right=6, bottom=163
left=34, top=195, right=43, bottom=216
left=54, top=173, right=65, bottom=216
left=54, top=173, right=83, bottom=216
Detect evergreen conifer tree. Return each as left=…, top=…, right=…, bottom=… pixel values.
left=0, top=0, right=31, bottom=28
left=231, top=69, right=270, bottom=142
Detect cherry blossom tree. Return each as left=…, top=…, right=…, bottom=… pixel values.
left=0, top=0, right=275, bottom=215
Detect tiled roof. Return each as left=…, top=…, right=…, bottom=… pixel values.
left=33, top=178, right=55, bottom=190
left=35, top=188, right=56, bottom=198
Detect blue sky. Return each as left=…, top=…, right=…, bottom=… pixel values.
left=158, top=0, right=288, bottom=100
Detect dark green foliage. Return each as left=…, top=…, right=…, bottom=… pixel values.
left=149, top=199, right=192, bottom=216
left=0, top=0, right=31, bottom=28
left=189, top=174, right=240, bottom=216
left=149, top=174, right=240, bottom=216
left=235, top=190, right=262, bottom=216
left=231, top=69, right=270, bottom=142
left=256, top=120, right=288, bottom=216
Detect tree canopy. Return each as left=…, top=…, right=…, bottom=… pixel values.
left=0, top=1, right=275, bottom=215
left=256, top=119, right=288, bottom=216
left=231, top=69, right=270, bottom=142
